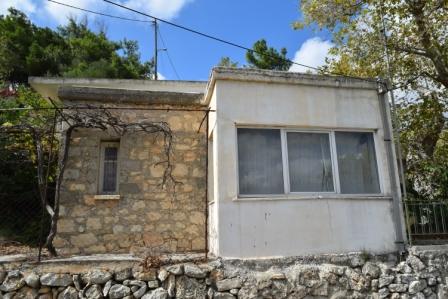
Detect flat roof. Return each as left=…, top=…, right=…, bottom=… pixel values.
left=28, top=77, right=207, bottom=102
left=29, top=68, right=379, bottom=106
left=204, top=67, right=379, bottom=105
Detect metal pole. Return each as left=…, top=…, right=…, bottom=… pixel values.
left=379, top=3, right=411, bottom=246
left=154, top=19, right=158, bottom=80
left=380, top=3, right=408, bottom=200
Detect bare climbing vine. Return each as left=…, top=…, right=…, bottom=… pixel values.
left=1, top=102, right=178, bottom=257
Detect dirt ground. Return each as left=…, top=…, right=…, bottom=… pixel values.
left=0, top=241, right=50, bottom=261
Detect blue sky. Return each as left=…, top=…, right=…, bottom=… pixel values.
left=1, top=0, right=333, bottom=81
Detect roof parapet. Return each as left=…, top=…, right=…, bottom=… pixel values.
left=204, top=67, right=378, bottom=105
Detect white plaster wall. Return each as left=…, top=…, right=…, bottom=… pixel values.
left=207, top=87, right=219, bottom=257
left=210, top=80, right=398, bottom=258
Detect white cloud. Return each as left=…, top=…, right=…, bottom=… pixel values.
left=41, top=0, right=193, bottom=25
left=0, top=0, right=36, bottom=15
left=43, top=0, right=105, bottom=24
left=123, top=0, right=193, bottom=20
left=289, top=37, right=333, bottom=73
left=150, top=72, right=166, bottom=80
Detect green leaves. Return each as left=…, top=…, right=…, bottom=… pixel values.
left=246, top=39, right=292, bottom=71
left=296, top=0, right=448, bottom=200
left=0, top=8, right=154, bottom=83
left=217, top=57, right=239, bottom=68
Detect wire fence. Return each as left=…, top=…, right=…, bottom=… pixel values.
left=404, top=200, right=448, bottom=245
left=0, top=134, right=54, bottom=259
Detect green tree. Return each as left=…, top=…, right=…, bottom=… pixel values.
left=0, top=84, right=56, bottom=245
left=58, top=19, right=153, bottom=79
left=217, top=56, right=239, bottom=68
left=295, top=0, right=448, bottom=89
left=0, top=8, right=154, bottom=247
left=398, top=96, right=448, bottom=200
left=295, top=0, right=448, bottom=199
left=246, top=39, right=292, bottom=71
left=0, top=8, right=153, bottom=83
left=0, top=8, right=69, bottom=83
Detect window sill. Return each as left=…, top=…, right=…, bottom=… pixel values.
left=94, top=194, right=121, bottom=201
left=234, top=194, right=392, bottom=202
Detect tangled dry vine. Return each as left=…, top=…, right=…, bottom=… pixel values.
left=1, top=101, right=179, bottom=257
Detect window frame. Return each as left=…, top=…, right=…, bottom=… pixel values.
left=236, top=126, right=384, bottom=198
left=98, top=141, right=120, bottom=195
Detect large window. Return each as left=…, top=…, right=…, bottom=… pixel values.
left=237, top=128, right=381, bottom=196
left=99, top=141, right=119, bottom=194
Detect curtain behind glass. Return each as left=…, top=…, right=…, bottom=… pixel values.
left=287, top=132, right=334, bottom=192
left=237, top=128, right=284, bottom=195
left=335, top=132, right=380, bottom=194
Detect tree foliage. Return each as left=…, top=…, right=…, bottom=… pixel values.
left=295, top=0, right=448, bottom=89
left=246, top=39, right=292, bottom=71
left=217, top=56, right=239, bottom=68
left=0, top=85, right=56, bottom=245
left=0, top=8, right=154, bottom=247
left=0, top=8, right=153, bottom=84
left=295, top=0, right=448, bottom=200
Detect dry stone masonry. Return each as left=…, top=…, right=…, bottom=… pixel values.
left=2, top=246, right=448, bottom=298
left=55, top=102, right=207, bottom=255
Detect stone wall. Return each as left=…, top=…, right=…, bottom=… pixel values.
left=2, top=246, right=448, bottom=298
left=54, top=103, right=207, bottom=255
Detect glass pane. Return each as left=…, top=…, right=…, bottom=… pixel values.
left=237, top=128, right=284, bottom=195
left=335, top=132, right=380, bottom=194
left=103, top=146, right=118, bottom=192
left=105, top=147, right=118, bottom=161
left=287, top=132, right=334, bottom=192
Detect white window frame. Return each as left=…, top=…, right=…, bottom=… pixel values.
left=98, top=141, right=120, bottom=195
left=236, top=126, right=384, bottom=198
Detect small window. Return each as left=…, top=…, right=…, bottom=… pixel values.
left=99, top=141, right=119, bottom=194
left=237, top=128, right=284, bottom=195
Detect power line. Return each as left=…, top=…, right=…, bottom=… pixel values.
left=47, top=0, right=376, bottom=84
left=101, top=0, right=326, bottom=73
left=101, top=0, right=378, bottom=83
left=47, top=0, right=152, bottom=23
left=158, top=27, right=181, bottom=80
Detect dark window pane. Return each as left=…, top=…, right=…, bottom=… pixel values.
left=287, top=132, right=334, bottom=192
left=237, top=128, right=284, bottom=195
left=105, top=147, right=118, bottom=161
left=335, top=132, right=380, bottom=194
left=102, top=146, right=118, bottom=192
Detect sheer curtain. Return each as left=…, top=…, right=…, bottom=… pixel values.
left=335, top=132, right=380, bottom=194
left=237, top=128, right=284, bottom=195
left=287, top=132, right=334, bottom=192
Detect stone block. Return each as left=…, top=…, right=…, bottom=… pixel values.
left=70, top=233, right=98, bottom=247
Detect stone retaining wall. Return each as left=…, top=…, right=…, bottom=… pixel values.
left=2, top=246, right=448, bottom=298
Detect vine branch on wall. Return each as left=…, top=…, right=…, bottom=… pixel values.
left=1, top=102, right=178, bottom=257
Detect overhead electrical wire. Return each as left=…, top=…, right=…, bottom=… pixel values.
left=47, top=0, right=378, bottom=84
left=47, top=0, right=152, bottom=23
left=158, top=28, right=181, bottom=80
left=101, top=0, right=325, bottom=72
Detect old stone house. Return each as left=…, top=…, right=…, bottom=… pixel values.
left=29, top=67, right=406, bottom=258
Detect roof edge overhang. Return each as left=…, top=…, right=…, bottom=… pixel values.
left=28, top=77, right=207, bottom=106
left=203, top=67, right=379, bottom=106
left=58, top=86, right=204, bottom=106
